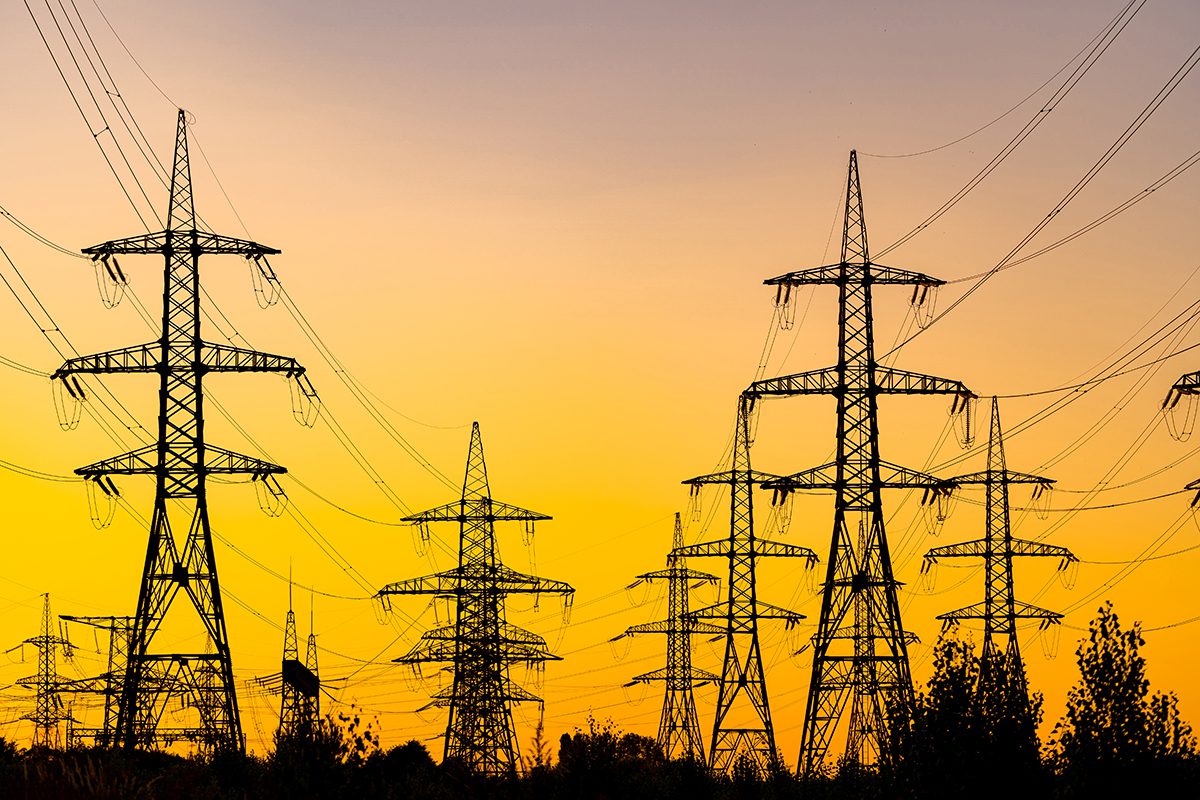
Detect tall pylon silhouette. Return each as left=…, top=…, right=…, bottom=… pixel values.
left=924, top=397, right=1076, bottom=694
left=13, top=594, right=73, bottom=748
left=378, top=423, right=574, bottom=776
left=749, top=151, right=974, bottom=771
left=615, top=512, right=721, bottom=763
left=678, top=395, right=817, bottom=773
left=53, top=109, right=314, bottom=751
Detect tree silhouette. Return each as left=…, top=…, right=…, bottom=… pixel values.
left=1049, top=602, right=1197, bottom=793
left=888, top=628, right=1044, bottom=799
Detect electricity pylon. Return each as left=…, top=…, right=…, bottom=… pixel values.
left=377, top=422, right=574, bottom=776
left=616, top=512, right=722, bottom=763
left=59, top=615, right=136, bottom=747
left=52, top=109, right=313, bottom=752
left=923, top=397, right=1076, bottom=692
left=277, top=593, right=321, bottom=741
left=12, top=594, right=73, bottom=748
left=678, top=395, right=817, bottom=774
left=750, top=151, right=974, bottom=772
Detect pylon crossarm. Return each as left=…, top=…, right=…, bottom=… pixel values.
left=83, top=231, right=280, bottom=258
left=1010, top=601, right=1065, bottom=623
left=682, top=469, right=784, bottom=486
left=623, top=619, right=671, bottom=636
left=1170, top=370, right=1200, bottom=395
left=765, top=460, right=945, bottom=491
left=633, top=566, right=719, bottom=584
left=418, top=622, right=550, bottom=650
left=204, top=446, right=287, bottom=475
left=763, top=262, right=944, bottom=287
left=1008, top=538, right=1076, bottom=560
left=376, top=573, right=453, bottom=596
left=400, top=499, right=551, bottom=523
left=755, top=601, right=805, bottom=623
left=378, top=567, right=573, bottom=597
left=672, top=539, right=728, bottom=558
left=200, top=343, right=306, bottom=376
left=754, top=538, right=818, bottom=562
left=748, top=367, right=839, bottom=397
left=949, top=469, right=1054, bottom=486
left=925, top=538, right=987, bottom=560
left=54, top=343, right=159, bottom=377
left=875, top=366, right=972, bottom=396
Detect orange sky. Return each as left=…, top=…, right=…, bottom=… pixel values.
left=0, top=0, right=1198, bottom=765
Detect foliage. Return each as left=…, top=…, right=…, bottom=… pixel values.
left=888, top=627, right=1046, bottom=799
left=1048, top=601, right=1198, bottom=794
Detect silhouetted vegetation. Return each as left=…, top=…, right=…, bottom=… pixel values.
left=1, top=603, right=1196, bottom=799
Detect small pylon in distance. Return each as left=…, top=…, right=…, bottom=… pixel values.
left=615, top=512, right=722, bottom=763
left=377, top=422, right=574, bottom=776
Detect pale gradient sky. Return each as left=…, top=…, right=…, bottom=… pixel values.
left=0, top=0, right=1198, bottom=764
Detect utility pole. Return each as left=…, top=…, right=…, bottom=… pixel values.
left=12, top=594, right=73, bottom=748
left=615, top=512, right=721, bottom=763
left=52, top=109, right=314, bottom=752
left=749, top=151, right=974, bottom=772
left=377, top=422, right=574, bottom=776
left=923, top=397, right=1076, bottom=697
left=677, top=395, right=817, bottom=773
left=59, top=615, right=136, bottom=748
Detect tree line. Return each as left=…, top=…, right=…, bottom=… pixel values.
left=0, top=602, right=1195, bottom=799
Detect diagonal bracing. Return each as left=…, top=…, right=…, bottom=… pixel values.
left=751, top=151, right=974, bottom=772
left=53, top=110, right=313, bottom=751
left=377, top=423, right=573, bottom=776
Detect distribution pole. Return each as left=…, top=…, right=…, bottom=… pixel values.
left=52, top=109, right=314, bottom=752
left=377, top=423, right=574, bottom=776
left=923, top=397, right=1076, bottom=695
left=749, top=151, right=974, bottom=772
left=677, top=395, right=817, bottom=773
left=616, top=512, right=722, bottom=763
left=13, top=594, right=73, bottom=748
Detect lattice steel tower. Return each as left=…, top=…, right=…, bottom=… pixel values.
left=60, top=615, right=136, bottom=748
left=616, top=512, right=721, bottom=763
left=276, top=593, right=321, bottom=741
left=923, top=398, right=1076, bottom=692
left=678, top=395, right=817, bottom=773
left=377, top=422, right=574, bottom=776
left=749, top=151, right=974, bottom=771
left=14, top=594, right=73, bottom=748
left=52, top=109, right=311, bottom=751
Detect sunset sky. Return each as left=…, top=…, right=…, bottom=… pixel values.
left=0, top=0, right=1198, bottom=764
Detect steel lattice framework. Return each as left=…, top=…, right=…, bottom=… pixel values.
left=750, top=151, right=974, bottom=772
left=277, top=598, right=320, bottom=741
left=377, top=422, right=573, bottom=776
left=13, top=594, right=73, bottom=748
left=617, top=512, right=721, bottom=763
left=60, top=615, right=136, bottom=748
left=923, top=398, right=1076, bottom=692
left=678, top=396, right=817, bottom=773
left=53, top=109, right=311, bottom=752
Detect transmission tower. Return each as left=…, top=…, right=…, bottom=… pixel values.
left=11, top=594, right=74, bottom=748
left=52, top=109, right=313, bottom=752
left=59, top=615, right=135, bottom=748
left=677, top=395, right=817, bottom=773
left=377, top=422, right=574, bottom=776
left=615, top=512, right=722, bottom=763
left=748, top=151, right=974, bottom=772
left=276, top=591, right=321, bottom=741
left=923, top=397, right=1076, bottom=692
